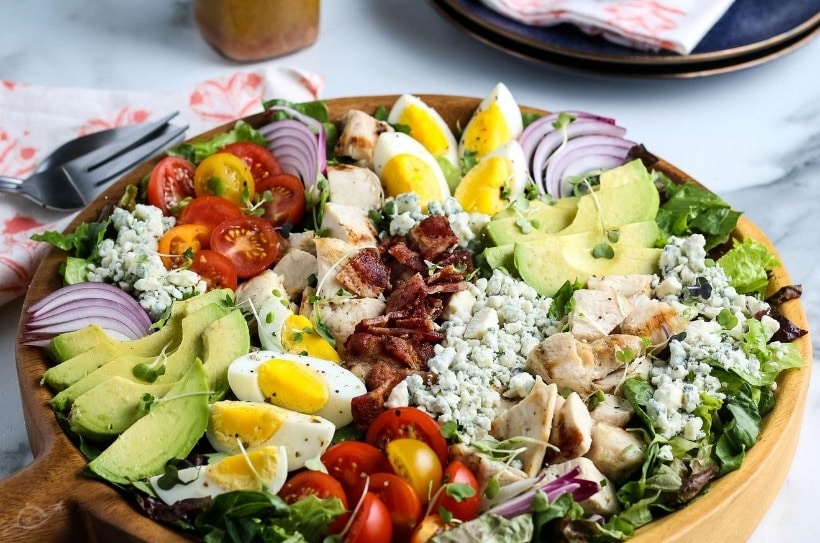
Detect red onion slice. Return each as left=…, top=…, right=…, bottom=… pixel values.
left=519, top=110, right=615, bottom=160
left=259, top=105, right=327, bottom=189
left=544, top=135, right=636, bottom=197
left=23, top=282, right=152, bottom=347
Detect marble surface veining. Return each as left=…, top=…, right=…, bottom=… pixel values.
left=0, top=1, right=817, bottom=541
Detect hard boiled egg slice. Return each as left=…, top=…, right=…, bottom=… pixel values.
left=227, top=350, right=366, bottom=427
left=459, top=82, right=523, bottom=161
left=149, top=445, right=288, bottom=505
left=206, top=400, right=335, bottom=470
left=374, top=131, right=450, bottom=211
left=255, top=292, right=340, bottom=363
left=388, top=94, right=458, bottom=169
left=454, top=140, right=529, bottom=215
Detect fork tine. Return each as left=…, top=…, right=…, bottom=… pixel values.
left=79, top=123, right=188, bottom=195
left=73, top=111, right=180, bottom=170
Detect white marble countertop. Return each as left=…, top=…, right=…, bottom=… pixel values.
left=0, top=1, right=817, bottom=541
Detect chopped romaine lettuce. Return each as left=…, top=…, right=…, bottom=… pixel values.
left=656, top=178, right=741, bottom=250
left=717, top=237, right=780, bottom=296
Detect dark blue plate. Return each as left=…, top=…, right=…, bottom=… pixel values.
left=434, top=0, right=819, bottom=68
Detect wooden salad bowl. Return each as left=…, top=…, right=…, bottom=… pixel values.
left=1, top=95, right=812, bottom=542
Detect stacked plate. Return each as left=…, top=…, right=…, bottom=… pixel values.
left=430, top=0, right=820, bottom=78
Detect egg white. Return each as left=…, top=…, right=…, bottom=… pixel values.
left=388, top=94, right=458, bottom=168
left=149, top=445, right=288, bottom=505
left=227, top=350, right=366, bottom=427
left=206, top=400, right=335, bottom=471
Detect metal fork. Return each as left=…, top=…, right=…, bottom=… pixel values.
left=0, top=114, right=188, bottom=211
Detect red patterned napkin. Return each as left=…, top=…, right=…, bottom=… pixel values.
left=0, top=66, right=323, bottom=307
left=480, top=0, right=735, bottom=54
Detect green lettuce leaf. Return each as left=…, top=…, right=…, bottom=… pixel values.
left=169, top=120, right=267, bottom=164
left=655, top=180, right=741, bottom=250
left=717, top=237, right=780, bottom=296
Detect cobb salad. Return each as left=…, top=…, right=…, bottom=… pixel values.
left=25, top=84, right=808, bottom=543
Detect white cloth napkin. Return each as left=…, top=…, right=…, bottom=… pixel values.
left=0, top=66, right=324, bottom=307
left=480, top=0, right=735, bottom=54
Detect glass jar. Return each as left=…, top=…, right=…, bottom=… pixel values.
left=194, top=0, right=320, bottom=62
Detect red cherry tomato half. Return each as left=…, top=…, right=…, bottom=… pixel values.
left=157, top=223, right=210, bottom=270
left=431, top=460, right=480, bottom=522
left=278, top=470, right=350, bottom=534
left=366, top=407, right=449, bottom=468
left=258, top=172, right=306, bottom=227
left=220, top=141, right=282, bottom=190
left=320, top=441, right=393, bottom=494
left=345, top=492, right=393, bottom=543
left=178, top=195, right=245, bottom=235
left=189, top=250, right=238, bottom=291
left=209, top=215, right=283, bottom=279
left=147, top=156, right=196, bottom=215
left=351, top=472, right=422, bottom=541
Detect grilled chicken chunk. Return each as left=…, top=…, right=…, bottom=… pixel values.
left=313, top=236, right=358, bottom=298
left=334, top=109, right=394, bottom=169
left=315, top=297, right=386, bottom=355
left=322, top=202, right=378, bottom=246
left=272, top=249, right=318, bottom=301
left=546, top=391, right=593, bottom=464
left=570, top=275, right=655, bottom=341
left=585, top=422, right=646, bottom=483
left=326, top=163, right=383, bottom=210
left=490, top=377, right=559, bottom=476
left=541, top=457, right=621, bottom=516
left=621, top=299, right=688, bottom=353
left=526, top=333, right=646, bottom=396
left=589, top=393, right=635, bottom=428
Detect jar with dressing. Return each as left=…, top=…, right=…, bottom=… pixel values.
left=194, top=0, right=320, bottom=62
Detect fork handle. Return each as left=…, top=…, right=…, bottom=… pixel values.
left=0, top=175, right=23, bottom=190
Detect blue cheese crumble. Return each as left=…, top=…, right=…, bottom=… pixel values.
left=647, top=234, right=781, bottom=440
left=86, top=204, right=206, bottom=320
left=401, top=269, right=560, bottom=441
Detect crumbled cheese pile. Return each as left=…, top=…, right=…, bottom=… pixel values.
left=86, top=204, right=205, bottom=319
left=395, top=269, right=560, bottom=442
left=648, top=234, right=779, bottom=440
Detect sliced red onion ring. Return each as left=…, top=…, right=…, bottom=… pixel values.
left=259, top=105, right=327, bottom=189
left=544, top=135, right=636, bottom=197
left=519, top=110, right=615, bottom=160
left=23, top=282, right=152, bottom=346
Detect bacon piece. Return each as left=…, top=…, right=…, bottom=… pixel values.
left=336, top=248, right=391, bottom=298
left=411, top=215, right=459, bottom=261
left=385, top=273, right=428, bottom=315
left=386, top=239, right=426, bottom=272
left=350, top=363, right=409, bottom=428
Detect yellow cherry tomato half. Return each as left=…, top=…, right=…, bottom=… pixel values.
left=385, top=438, right=443, bottom=504
left=157, top=223, right=211, bottom=269
left=193, top=152, right=255, bottom=206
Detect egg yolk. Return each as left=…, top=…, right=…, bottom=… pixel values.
left=280, top=314, right=341, bottom=363
left=210, top=402, right=285, bottom=449
left=397, top=104, right=451, bottom=157
left=382, top=154, right=446, bottom=210
left=461, top=102, right=512, bottom=158
left=208, top=446, right=282, bottom=492
left=454, top=156, right=513, bottom=215
left=257, top=358, right=329, bottom=414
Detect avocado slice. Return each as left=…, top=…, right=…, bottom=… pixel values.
left=44, top=289, right=235, bottom=391
left=86, top=359, right=209, bottom=485
left=514, top=244, right=663, bottom=297
left=68, top=309, right=250, bottom=440
left=48, top=288, right=235, bottom=363
left=50, top=302, right=230, bottom=412
left=484, top=203, right=577, bottom=246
